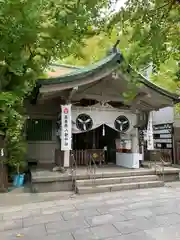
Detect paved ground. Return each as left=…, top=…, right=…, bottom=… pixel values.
left=1, top=182, right=180, bottom=239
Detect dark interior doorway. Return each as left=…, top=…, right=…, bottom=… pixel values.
left=73, top=125, right=118, bottom=164
left=73, top=125, right=103, bottom=150
left=104, top=125, right=118, bottom=164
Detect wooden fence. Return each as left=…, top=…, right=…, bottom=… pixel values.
left=72, top=150, right=87, bottom=165
left=72, top=149, right=105, bottom=165
left=55, top=149, right=105, bottom=166
left=145, top=149, right=172, bottom=163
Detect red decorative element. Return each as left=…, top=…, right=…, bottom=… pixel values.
left=64, top=107, right=68, bottom=114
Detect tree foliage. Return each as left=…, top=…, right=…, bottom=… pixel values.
left=0, top=0, right=179, bottom=170
left=62, top=28, right=178, bottom=97
left=151, top=58, right=178, bottom=91
left=108, top=0, right=180, bottom=72
left=0, top=0, right=110, bottom=170
left=62, top=0, right=179, bottom=95
left=61, top=28, right=129, bottom=65
left=64, top=0, right=180, bottom=75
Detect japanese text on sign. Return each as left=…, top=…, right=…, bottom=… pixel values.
left=61, top=105, right=72, bottom=151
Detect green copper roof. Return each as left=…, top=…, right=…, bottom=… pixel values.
left=37, top=50, right=179, bottom=102
left=38, top=52, right=122, bottom=85
left=50, top=63, right=82, bottom=70
left=135, top=70, right=179, bottom=102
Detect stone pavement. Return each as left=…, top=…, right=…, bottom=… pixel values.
left=1, top=182, right=180, bottom=239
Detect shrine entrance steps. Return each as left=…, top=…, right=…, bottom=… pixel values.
left=31, top=166, right=180, bottom=193
left=75, top=171, right=164, bottom=194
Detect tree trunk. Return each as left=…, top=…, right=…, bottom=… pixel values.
left=0, top=135, right=8, bottom=192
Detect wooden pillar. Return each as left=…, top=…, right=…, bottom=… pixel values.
left=132, top=129, right=139, bottom=153
left=64, top=150, right=70, bottom=168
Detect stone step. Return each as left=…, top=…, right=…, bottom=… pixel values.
left=31, top=169, right=157, bottom=183
left=142, top=161, right=172, bottom=168
left=94, top=169, right=155, bottom=179
left=76, top=175, right=159, bottom=187
left=77, top=181, right=164, bottom=194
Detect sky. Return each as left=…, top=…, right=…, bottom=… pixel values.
left=100, top=0, right=127, bottom=19
left=114, top=0, right=127, bottom=12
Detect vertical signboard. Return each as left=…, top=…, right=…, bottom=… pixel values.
left=153, top=123, right=172, bottom=149
left=147, top=112, right=154, bottom=150
left=61, top=104, right=72, bottom=151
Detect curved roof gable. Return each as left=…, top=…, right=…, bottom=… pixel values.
left=38, top=52, right=123, bottom=85
left=38, top=50, right=179, bottom=103
left=45, top=63, right=82, bottom=78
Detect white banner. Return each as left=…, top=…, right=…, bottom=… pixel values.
left=57, top=103, right=137, bottom=136
left=71, top=103, right=136, bottom=134
left=147, top=112, right=154, bottom=150
left=61, top=104, right=72, bottom=151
